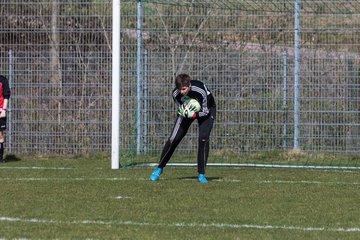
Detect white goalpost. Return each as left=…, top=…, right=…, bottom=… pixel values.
left=111, top=0, right=121, bottom=169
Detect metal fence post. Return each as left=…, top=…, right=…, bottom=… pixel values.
left=293, top=0, right=301, bottom=151
left=8, top=50, right=14, bottom=153
left=283, top=51, right=289, bottom=149
left=137, top=0, right=143, bottom=155
left=143, top=50, right=148, bottom=154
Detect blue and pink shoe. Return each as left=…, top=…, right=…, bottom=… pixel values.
left=150, top=167, right=163, bottom=181
left=198, top=174, right=208, bottom=183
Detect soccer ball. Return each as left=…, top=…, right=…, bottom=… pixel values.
left=183, top=97, right=201, bottom=118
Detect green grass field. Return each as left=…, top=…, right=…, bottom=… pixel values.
left=1, top=154, right=360, bottom=240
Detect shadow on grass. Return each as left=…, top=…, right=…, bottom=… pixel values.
left=4, top=154, right=22, bottom=162
left=178, top=176, right=222, bottom=182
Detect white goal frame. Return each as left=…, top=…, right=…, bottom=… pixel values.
left=111, top=0, right=121, bottom=169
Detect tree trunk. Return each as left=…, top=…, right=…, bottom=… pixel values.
left=50, top=0, right=62, bottom=125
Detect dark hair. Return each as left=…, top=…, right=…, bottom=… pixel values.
left=175, top=74, right=191, bottom=89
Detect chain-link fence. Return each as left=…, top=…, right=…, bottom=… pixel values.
left=0, top=1, right=359, bottom=163
left=0, top=1, right=112, bottom=154
left=123, top=0, right=360, bottom=157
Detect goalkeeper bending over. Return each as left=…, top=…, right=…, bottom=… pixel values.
left=150, top=74, right=216, bottom=183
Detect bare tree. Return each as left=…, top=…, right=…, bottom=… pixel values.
left=50, top=0, right=63, bottom=124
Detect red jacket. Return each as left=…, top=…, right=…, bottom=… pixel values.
left=0, top=75, right=11, bottom=108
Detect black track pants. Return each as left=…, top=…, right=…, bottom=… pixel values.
left=158, top=107, right=216, bottom=174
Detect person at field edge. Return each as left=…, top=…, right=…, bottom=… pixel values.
left=0, top=75, right=10, bottom=163
left=150, top=74, right=216, bottom=183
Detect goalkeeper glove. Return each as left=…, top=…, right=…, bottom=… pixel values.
left=187, top=104, right=198, bottom=119
left=178, top=105, right=197, bottom=119
left=177, top=105, right=186, bottom=117
left=188, top=104, right=198, bottom=112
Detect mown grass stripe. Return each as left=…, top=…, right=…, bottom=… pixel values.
left=0, top=166, right=73, bottom=170
left=2, top=177, right=360, bottom=186
left=1, top=216, right=360, bottom=233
